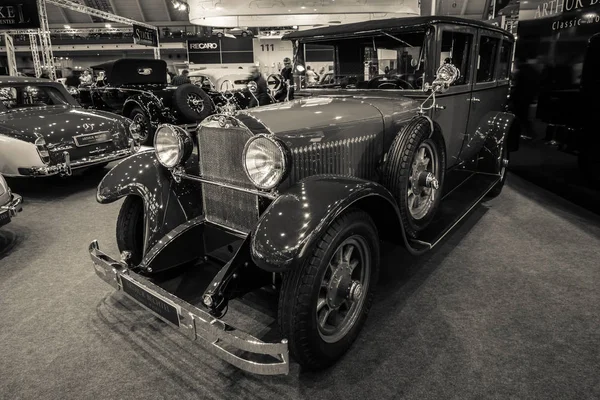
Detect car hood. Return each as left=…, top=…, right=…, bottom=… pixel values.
left=239, top=95, right=420, bottom=139
left=0, top=105, right=130, bottom=144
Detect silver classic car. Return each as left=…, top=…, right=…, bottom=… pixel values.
left=0, top=174, right=22, bottom=228
left=0, top=77, right=140, bottom=177
left=89, top=16, right=518, bottom=375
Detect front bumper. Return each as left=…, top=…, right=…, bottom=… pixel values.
left=0, top=193, right=23, bottom=228
left=19, top=147, right=134, bottom=177
left=89, top=240, right=289, bottom=375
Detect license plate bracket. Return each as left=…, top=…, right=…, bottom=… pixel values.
left=73, top=131, right=112, bottom=147
left=120, top=275, right=181, bottom=327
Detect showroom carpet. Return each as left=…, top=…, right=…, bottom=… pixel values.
left=0, top=170, right=599, bottom=400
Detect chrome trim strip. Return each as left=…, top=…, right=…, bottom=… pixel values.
left=173, top=170, right=278, bottom=200
left=24, top=148, right=133, bottom=176
left=89, top=240, right=289, bottom=375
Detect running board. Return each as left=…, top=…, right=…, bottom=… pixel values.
left=409, top=172, right=500, bottom=251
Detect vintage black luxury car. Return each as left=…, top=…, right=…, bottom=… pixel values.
left=78, top=59, right=252, bottom=144
left=0, top=77, right=139, bottom=177
left=89, top=16, right=517, bottom=375
left=0, top=174, right=22, bottom=228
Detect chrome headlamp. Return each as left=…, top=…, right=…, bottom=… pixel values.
left=243, top=135, right=288, bottom=190
left=154, top=124, right=193, bottom=168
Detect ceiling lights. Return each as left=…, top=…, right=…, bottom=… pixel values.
left=172, top=0, right=189, bottom=12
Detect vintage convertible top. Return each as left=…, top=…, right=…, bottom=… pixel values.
left=91, top=58, right=168, bottom=86
left=283, top=15, right=513, bottom=41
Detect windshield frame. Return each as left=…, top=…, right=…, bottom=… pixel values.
left=294, top=27, right=436, bottom=93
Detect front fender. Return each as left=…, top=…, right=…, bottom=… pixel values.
left=250, top=175, right=412, bottom=272
left=97, top=150, right=202, bottom=253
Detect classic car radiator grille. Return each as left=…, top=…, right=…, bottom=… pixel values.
left=198, top=126, right=257, bottom=233
left=289, top=134, right=378, bottom=184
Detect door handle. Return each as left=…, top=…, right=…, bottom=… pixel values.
left=470, top=97, right=481, bottom=103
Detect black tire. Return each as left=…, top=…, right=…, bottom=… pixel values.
left=172, top=84, right=213, bottom=122
left=486, top=135, right=509, bottom=198
left=116, top=196, right=145, bottom=266
left=278, top=209, right=380, bottom=370
left=382, top=118, right=446, bottom=238
left=129, top=107, right=153, bottom=146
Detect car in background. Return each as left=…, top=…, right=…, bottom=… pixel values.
left=188, top=68, right=254, bottom=113
left=77, top=59, right=212, bottom=145
left=0, top=76, right=140, bottom=177
left=0, top=174, right=22, bottom=228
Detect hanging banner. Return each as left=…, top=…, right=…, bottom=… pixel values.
left=132, top=24, right=159, bottom=47
left=0, top=0, right=40, bottom=30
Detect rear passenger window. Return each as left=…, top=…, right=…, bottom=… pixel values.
left=477, top=36, right=500, bottom=82
left=440, top=31, right=473, bottom=86
left=497, top=40, right=512, bottom=80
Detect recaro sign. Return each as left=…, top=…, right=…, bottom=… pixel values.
left=189, top=42, right=219, bottom=50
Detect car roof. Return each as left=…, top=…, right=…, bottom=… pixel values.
left=283, top=15, right=513, bottom=41
left=91, top=58, right=168, bottom=85
left=0, top=76, right=60, bottom=85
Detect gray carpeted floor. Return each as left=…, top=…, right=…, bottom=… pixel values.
left=1, top=170, right=599, bottom=400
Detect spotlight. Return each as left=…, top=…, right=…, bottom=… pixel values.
left=105, top=23, right=112, bottom=28
left=64, top=24, right=71, bottom=29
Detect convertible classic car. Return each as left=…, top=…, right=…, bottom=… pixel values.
left=89, top=16, right=518, bottom=375
left=78, top=59, right=243, bottom=144
left=0, top=174, right=22, bottom=228
left=0, top=77, right=140, bottom=177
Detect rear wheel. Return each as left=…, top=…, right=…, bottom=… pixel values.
left=486, top=135, right=509, bottom=198
left=129, top=107, right=153, bottom=146
left=278, top=209, right=379, bottom=370
left=116, top=196, right=145, bottom=265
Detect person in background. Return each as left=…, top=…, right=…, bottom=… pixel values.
left=64, top=68, right=79, bottom=87
left=248, top=65, right=270, bottom=108
left=276, top=57, right=294, bottom=101
left=305, top=65, right=318, bottom=85
left=172, top=69, right=191, bottom=86
left=79, top=70, right=92, bottom=85
left=318, top=66, right=326, bottom=76
left=166, top=69, right=172, bottom=84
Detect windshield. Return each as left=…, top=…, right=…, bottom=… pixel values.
left=307, top=30, right=428, bottom=91
left=0, top=84, right=70, bottom=110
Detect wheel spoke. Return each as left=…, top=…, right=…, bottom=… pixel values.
left=317, top=298, right=327, bottom=313
left=349, top=259, right=359, bottom=274
left=408, top=193, right=416, bottom=209
left=318, top=307, right=332, bottom=327
left=335, top=247, right=344, bottom=266
left=342, top=245, right=354, bottom=263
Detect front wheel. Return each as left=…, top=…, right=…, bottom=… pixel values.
left=278, top=209, right=379, bottom=370
left=116, top=196, right=145, bottom=265
left=129, top=107, right=153, bottom=146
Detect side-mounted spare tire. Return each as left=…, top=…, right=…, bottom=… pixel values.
left=172, top=83, right=213, bottom=122
left=382, top=117, right=446, bottom=239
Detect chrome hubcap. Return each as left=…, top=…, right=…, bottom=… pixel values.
left=408, top=141, right=439, bottom=220
left=187, top=93, right=205, bottom=112
left=317, top=236, right=370, bottom=343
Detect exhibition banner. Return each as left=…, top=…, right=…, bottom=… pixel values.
left=188, top=37, right=253, bottom=64
left=133, top=24, right=159, bottom=47
left=0, top=0, right=40, bottom=30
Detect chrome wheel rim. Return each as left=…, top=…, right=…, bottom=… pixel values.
left=132, top=113, right=149, bottom=142
left=408, top=140, right=439, bottom=220
left=187, top=93, right=205, bottom=113
left=317, top=236, right=370, bottom=343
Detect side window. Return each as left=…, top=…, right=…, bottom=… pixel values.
left=440, top=31, right=473, bottom=86
left=477, top=36, right=500, bottom=82
left=497, top=40, right=512, bottom=80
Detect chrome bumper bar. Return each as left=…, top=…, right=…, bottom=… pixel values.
left=22, top=148, right=133, bottom=177
left=89, top=240, right=289, bottom=375
left=0, top=193, right=23, bottom=219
